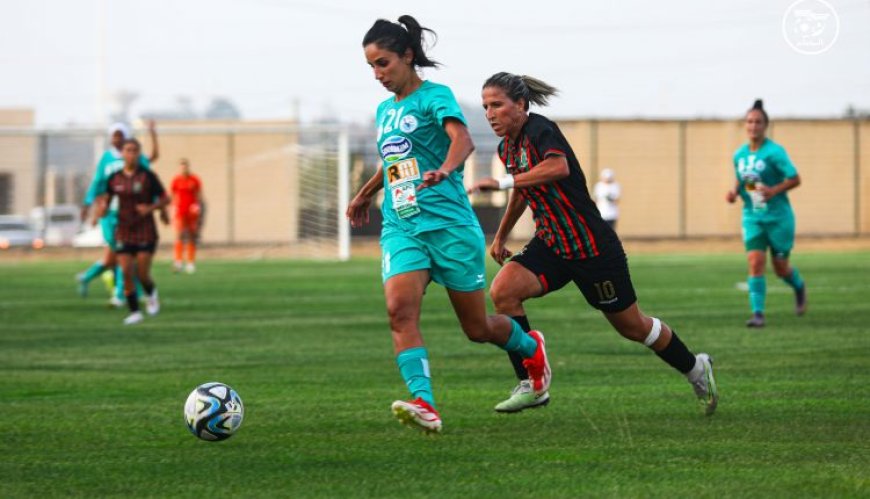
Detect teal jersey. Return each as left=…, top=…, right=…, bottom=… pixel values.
left=376, top=80, right=479, bottom=236
left=84, top=149, right=151, bottom=213
left=733, top=138, right=798, bottom=221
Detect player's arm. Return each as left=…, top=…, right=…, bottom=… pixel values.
left=490, top=189, right=528, bottom=265
left=419, top=119, right=474, bottom=190
left=726, top=178, right=740, bottom=203
left=91, top=194, right=109, bottom=225
left=82, top=159, right=106, bottom=220
left=346, top=165, right=384, bottom=228
left=147, top=120, right=159, bottom=163
left=758, top=175, right=800, bottom=200
left=468, top=154, right=569, bottom=193
left=137, top=171, right=170, bottom=215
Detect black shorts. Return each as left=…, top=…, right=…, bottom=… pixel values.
left=115, top=241, right=157, bottom=255
left=510, top=237, right=637, bottom=313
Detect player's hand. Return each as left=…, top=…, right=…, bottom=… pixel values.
left=725, top=190, right=738, bottom=203
left=190, top=203, right=201, bottom=215
left=418, top=169, right=448, bottom=191
left=466, top=177, right=499, bottom=194
left=159, top=209, right=170, bottom=225
left=147, top=119, right=156, bottom=133
left=756, top=184, right=773, bottom=200
left=346, top=194, right=372, bottom=228
left=489, top=237, right=512, bottom=266
left=135, top=203, right=152, bottom=216
left=80, top=205, right=90, bottom=225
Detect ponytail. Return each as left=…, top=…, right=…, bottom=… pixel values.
left=362, top=15, right=439, bottom=68
left=748, top=98, right=769, bottom=124
left=483, top=72, right=559, bottom=110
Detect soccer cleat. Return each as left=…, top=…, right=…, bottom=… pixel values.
left=745, top=312, right=765, bottom=328
left=521, top=330, right=551, bottom=396
left=494, top=379, right=550, bottom=413
left=391, top=398, right=442, bottom=434
left=690, top=353, right=718, bottom=416
left=173, top=261, right=183, bottom=273
left=75, top=273, right=88, bottom=298
left=146, top=289, right=160, bottom=316
left=108, top=296, right=125, bottom=308
left=123, top=311, right=144, bottom=325
left=795, top=285, right=807, bottom=316
left=185, top=263, right=196, bottom=274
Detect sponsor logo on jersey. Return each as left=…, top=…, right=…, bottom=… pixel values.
left=381, top=135, right=413, bottom=163
left=399, top=115, right=418, bottom=133
left=386, top=158, right=420, bottom=187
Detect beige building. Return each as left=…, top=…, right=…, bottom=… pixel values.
left=491, top=118, right=870, bottom=239
left=138, top=121, right=300, bottom=244
left=0, top=109, right=37, bottom=216
left=2, top=113, right=868, bottom=244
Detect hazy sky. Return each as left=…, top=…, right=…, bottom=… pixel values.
left=1, top=0, right=868, bottom=126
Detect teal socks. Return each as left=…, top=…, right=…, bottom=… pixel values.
left=502, top=319, right=538, bottom=358
left=748, top=275, right=766, bottom=314
left=115, top=265, right=143, bottom=301
left=396, top=347, right=435, bottom=407
left=80, top=261, right=106, bottom=283
left=781, top=268, right=804, bottom=291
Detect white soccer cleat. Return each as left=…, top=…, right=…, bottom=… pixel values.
left=185, top=263, right=196, bottom=274
left=108, top=296, right=125, bottom=308
left=391, top=398, right=442, bottom=434
left=173, top=261, right=183, bottom=273
left=146, top=289, right=160, bottom=316
left=123, top=311, right=144, bottom=325
left=689, top=353, right=718, bottom=416
left=494, top=379, right=550, bottom=413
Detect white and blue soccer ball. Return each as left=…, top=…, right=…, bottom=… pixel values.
left=184, top=382, right=244, bottom=441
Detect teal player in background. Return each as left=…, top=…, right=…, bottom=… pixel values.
left=346, top=15, right=551, bottom=433
left=77, top=120, right=165, bottom=305
left=727, top=99, right=806, bottom=328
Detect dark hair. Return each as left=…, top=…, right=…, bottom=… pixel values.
left=362, top=15, right=439, bottom=68
left=122, top=138, right=141, bottom=150
left=483, top=72, right=559, bottom=110
left=747, top=99, right=769, bottom=124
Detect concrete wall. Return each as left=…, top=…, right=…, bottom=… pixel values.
left=125, top=121, right=299, bottom=244
left=550, top=118, right=869, bottom=238
left=0, top=109, right=36, bottom=216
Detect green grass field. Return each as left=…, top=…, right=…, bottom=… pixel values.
left=1, top=252, right=868, bottom=497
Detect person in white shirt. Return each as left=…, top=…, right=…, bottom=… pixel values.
left=593, top=168, right=620, bottom=230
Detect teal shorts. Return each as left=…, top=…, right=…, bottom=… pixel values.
left=742, top=213, right=795, bottom=259
left=381, top=225, right=486, bottom=292
left=100, top=213, right=118, bottom=251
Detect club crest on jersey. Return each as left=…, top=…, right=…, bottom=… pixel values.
left=399, top=115, right=418, bottom=133
left=381, top=136, right=413, bottom=163
left=133, top=181, right=143, bottom=194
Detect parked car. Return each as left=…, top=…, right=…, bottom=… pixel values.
left=0, top=215, right=44, bottom=250
left=72, top=224, right=104, bottom=248
left=30, top=204, right=81, bottom=246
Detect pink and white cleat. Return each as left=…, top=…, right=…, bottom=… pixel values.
left=391, top=398, right=442, bottom=434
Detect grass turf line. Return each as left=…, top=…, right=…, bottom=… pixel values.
left=0, top=253, right=868, bottom=497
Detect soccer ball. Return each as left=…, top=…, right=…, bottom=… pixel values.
left=184, top=382, right=244, bottom=441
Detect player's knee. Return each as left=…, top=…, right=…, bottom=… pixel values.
left=490, top=281, right=521, bottom=313
left=386, top=301, right=418, bottom=333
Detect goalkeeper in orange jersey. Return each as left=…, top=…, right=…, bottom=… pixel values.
left=170, top=158, right=203, bottom=274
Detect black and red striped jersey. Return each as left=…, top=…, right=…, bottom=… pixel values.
left=105, top=166, right=167, bottom=245
left=498, top=113, right=617, bottom=260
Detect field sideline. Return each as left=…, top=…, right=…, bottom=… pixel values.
left=1, top=252, right=868, bottom=497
